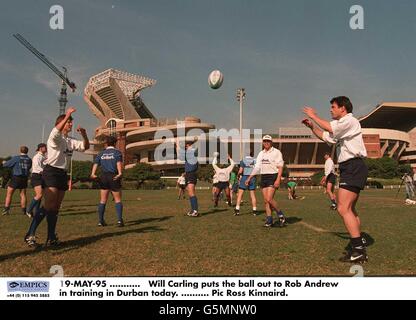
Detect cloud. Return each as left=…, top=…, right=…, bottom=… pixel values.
left=33, top=72, right=58, bottom=92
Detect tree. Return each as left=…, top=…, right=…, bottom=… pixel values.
left=365, top=157, right=401, bottom=179
left=124, top=163, right=160, bottom=189
left=197, top=164, right=214, bottom=182
left=398, top=163, right=412, bottom=176
left=71, top=160, right=93, bottom=183
left=311, top=170, right=325, bottom=186
left=0, top=156, right=12, bottom=188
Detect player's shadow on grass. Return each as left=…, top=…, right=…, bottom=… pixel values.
left=254, top=211, right=303, bottom=225
left=330, top=231, right=375, bottom=247
left=60, top=210, right=96, bottom=217
left=125, top=215, right=173, bottom=226
left=60, top=204, right=98, bottom=211
left=50, top=226, right=164, bottom=253
left=201, top=208, right=229, bottom=216
left=285, top=217, right=303, bottom=225
left=0, top=225, right=164, bottom=263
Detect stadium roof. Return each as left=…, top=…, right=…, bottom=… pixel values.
left=359, top=102, right=416, bottom=132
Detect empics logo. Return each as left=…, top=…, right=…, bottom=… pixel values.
left=7, top=281, right=50, bottom=293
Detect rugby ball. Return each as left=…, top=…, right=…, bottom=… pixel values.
left=208, top=70, right=224, bottom=89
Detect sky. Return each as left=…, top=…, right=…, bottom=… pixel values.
left=1, top=0, right=416, bottom=157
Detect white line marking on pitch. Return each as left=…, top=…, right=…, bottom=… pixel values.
left=298, top=221, right=329, bottom=233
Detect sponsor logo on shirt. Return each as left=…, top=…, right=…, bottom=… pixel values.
left=101, top=154, right=115, bottom=160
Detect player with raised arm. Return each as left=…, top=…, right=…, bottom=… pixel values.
left=24, top=107, right=89, bottom=247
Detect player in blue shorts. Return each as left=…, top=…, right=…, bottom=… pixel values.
left=234, top=152, right=258, bottom=216
left=2, top=146, right=32, bottom=216
left=90, top=135, right=124, bottom=227
left=176, top=137, right=199, bottom=217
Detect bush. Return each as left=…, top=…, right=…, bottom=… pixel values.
left=311, top=171, right=325, bottom=186
left=71, top=161, right=93, bottom=183
left=76, top=183, right=91, bottom=189
left=366, top=180, right=383, bottom=189
left=141, top=180, right=165, bottom=190
left=124, top=163, right=161, bottom=188
left=122, top=180, right=137, bottom=190
left=162, top=179, right=178, bottom=188
left=197, top=165, right=214, bottom=182
left=365, top=157, right=404, bottom=179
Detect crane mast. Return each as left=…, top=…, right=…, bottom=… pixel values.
left=13, top=33, right=76, bottom=115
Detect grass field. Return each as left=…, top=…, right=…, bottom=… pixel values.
left=0, top=188, right=415, bottom=276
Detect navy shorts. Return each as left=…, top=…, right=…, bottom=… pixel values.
left=185, top=171, right=198, bottom=185
left=216, top=181, right=229, bottom=191
left=326, top=173, right=336, bottom=185
left=339, top=158, right=368, bottom=194
left=99, top=172, right=122, bottom=191
left=42, top=165, right=69, bottom=191
left=9, top=176, right=28, bottom=189
left=260, top=174, right=278, bottom=189
left=30, top=173, right=43, bottom=188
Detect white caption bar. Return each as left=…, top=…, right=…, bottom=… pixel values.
left=1, top=277, right=415, bottom=300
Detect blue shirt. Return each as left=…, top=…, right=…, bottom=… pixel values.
left=3, top=154, right=32, bottom=177
left=240, top=156, right=256, bottom=176
left=178, top=148, right=198, bottom=173
left=94, top=147, right=123, bottom=174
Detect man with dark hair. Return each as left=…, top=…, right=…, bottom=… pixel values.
left=321, top=152, right=337, bottom=210
left=302, top=96, right=368, bottom=263
left=90, top=135, right=124, bottom=227
left=176, top=137, right=199, bottom=217
left=24, top=107, right=89, bottom=247
left=2, top=146, right=32, bottom=216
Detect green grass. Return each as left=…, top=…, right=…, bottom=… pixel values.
left=0, top=188, right=415, bottom=276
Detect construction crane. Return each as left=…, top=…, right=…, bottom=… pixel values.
left=13, top=33, right=76, bottom=115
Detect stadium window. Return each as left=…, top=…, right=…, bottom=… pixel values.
left=107, top=119, right=117, bottom=137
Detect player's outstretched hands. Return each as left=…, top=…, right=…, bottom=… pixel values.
left=303, top=106, right=317, bottom=119
left=66, top=107, right=76, bottom=115
left=76, top=126, right=87, bottom=136
left=302, top=118, right=313, bottom=129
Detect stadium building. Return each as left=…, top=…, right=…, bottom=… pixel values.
left=84, top=69, right=215, bottom=173
left=84, top=69, right=416, bottom=177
